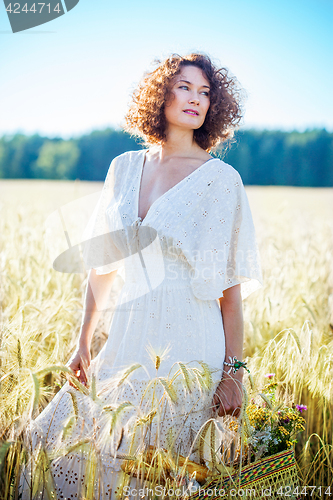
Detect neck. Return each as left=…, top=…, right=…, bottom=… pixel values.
left=157, top=125, right=200, bottom=161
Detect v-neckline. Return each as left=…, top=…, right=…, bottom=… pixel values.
left=135, top=149, right=215, bottom=224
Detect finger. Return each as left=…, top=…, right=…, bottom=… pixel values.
left=212, top=387, right=224, bottom=405
left=218, top=405, right=226, bottom=417
left=66, top=369, right=79, bottom=389
left=211, top=394, right=220, bottom=414
left=216, top=389, right=243, bottom=416
left=211, top=397, right=224, bottom=418
left=66, top=364, right=78, bottom=380
left=214, top=388, right=231, bottom=417
left=218, top=399, right=230, bottom=417
left=212, top=391, right=223, bottom=409
left=231, top=407, right=241, bottom=418
left=67, top=360, right=78, bottom=372
left=212, top=394, right=220, bottom=408
left=67, top=377, right=75, bottom=389
left=79, top=366, right=88, bottom=386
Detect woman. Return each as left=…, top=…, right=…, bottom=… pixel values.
left=20, top=53, right=262, bottom=499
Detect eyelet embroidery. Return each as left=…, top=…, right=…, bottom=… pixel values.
left=23, top=151, right=262, bottom=497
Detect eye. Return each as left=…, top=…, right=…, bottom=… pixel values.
left=201, top=91, right=210, bottom=97
left=179, top=85, right=189, bottom=91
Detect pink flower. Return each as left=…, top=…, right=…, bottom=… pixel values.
left=296, top=404, right=307, bottom=413
left=265, top=373, right=275, bottom=379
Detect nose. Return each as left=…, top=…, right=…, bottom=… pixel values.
left=189, top=93, right=200, bottom=105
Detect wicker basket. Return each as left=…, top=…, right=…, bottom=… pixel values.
left=189, top=448, right=301, bottom=500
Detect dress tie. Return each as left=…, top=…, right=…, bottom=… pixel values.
left=132, top=217, right=143, bottom=253
left=131, top=217, right=153, bottom=292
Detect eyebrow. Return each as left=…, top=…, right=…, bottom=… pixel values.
left=178, top=79, right=210, bottom=89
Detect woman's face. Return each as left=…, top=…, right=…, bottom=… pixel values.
left=164, top=65, right=210, bottom=131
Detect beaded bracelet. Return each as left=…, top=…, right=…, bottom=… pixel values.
left=223, top=356, right=250, bottom=374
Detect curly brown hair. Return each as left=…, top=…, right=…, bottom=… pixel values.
left=123, top=53, right=243, bottom=151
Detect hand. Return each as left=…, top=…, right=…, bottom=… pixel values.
left=67, top=344, right=91, bottom=387
left=212, top=373, right=244, bottom=418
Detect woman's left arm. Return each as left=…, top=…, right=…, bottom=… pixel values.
left=212, top=284, right=244, bottom=418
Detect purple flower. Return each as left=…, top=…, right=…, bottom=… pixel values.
left=283, top=418, right=290, bottom=424
left=296, top=404, right=307, bottom=413
left=265, top=373, right=275, bottom=379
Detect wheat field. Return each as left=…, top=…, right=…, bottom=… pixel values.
left=0, top=179, right=332, bottom=498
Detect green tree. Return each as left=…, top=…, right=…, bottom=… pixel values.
left=31, top=140, right=80, bottom=179
left=0, top=128, right=332, bottom=186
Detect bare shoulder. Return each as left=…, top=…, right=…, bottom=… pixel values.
left=195, top=149, right=213, bottom=161
left=187, top=149, right=213, bottom=166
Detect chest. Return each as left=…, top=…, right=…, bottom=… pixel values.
left=138, top=158, right=204, bottom=220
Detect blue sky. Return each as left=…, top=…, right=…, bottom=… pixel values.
left=0, top=0, right=332, bottom=138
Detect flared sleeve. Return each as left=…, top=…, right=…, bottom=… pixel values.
left=81, top=156, right=124, bottom=275
left=182, top=164, right=262, bottom=301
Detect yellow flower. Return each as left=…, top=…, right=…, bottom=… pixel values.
left=228, top=420, right=239, bottom=432
left=278, top=426, right=289, bottom=436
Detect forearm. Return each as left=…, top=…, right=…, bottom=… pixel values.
left=79, top=268, right=118, bottom=349
left=219, top=284, right=244, bottom=379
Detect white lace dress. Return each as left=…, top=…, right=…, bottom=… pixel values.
left=20, top=150, right=262, bottom=499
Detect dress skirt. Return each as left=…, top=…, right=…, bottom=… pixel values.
left=20, top=255, right=225, bottom=500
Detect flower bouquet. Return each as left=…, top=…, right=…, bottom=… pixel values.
left=188, top=374, right=306, bottom=499
left=118, top=363, right=306, bottom=500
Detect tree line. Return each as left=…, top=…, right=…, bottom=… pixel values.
left=0, top=128, right=331, bottom=186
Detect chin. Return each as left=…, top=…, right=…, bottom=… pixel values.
left=166, top=116, right=204, bottom=131
left=180, top=118, right=204, bottom=130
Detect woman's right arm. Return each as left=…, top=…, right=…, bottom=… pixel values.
left=67, top=268, right=118, bottom=385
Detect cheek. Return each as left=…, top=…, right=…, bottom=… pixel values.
left=165, top=93, right=179, bottom=112
left=202, top=101, right=210, bottom=119
left=173, top=88, right=188, bottom=104
left=164, top=102, right=176, bottom=122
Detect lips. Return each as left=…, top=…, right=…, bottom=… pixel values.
left=183, top=109, right=199, bottom=116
